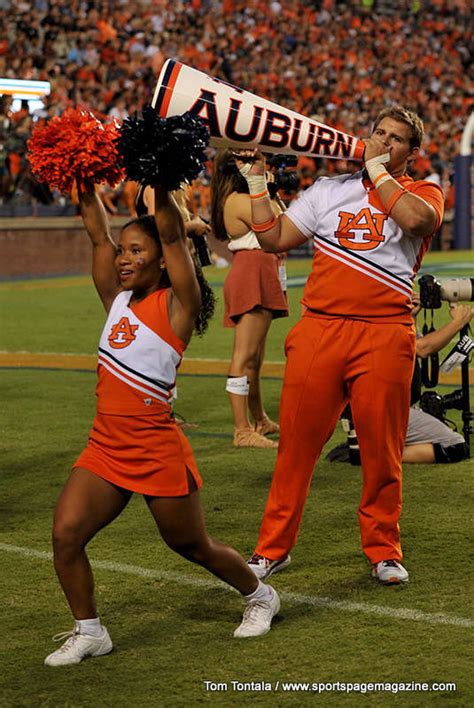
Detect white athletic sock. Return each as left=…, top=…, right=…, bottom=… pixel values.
left=244, top=580, right=273, bottom=603
left=75, top=617, right=103, bottom=637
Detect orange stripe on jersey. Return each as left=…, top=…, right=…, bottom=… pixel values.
left=303, top=249, right=413, bottom=323
left=96, top=362, right=172, bottom=415
left=98, top=351, right=172, bottom=401
left=97, top=289, right=183, bottom=416
left=129, top=288, right=185, bottom=355
left=315, top=236, right=412, bottom=297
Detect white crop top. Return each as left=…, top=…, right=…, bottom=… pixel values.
left=227, top=230, right=261, bottom=252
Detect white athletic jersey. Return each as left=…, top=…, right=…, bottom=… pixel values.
left=286, top=170, right=444, bottom=322
left=96, top=289, right=184, bottom=415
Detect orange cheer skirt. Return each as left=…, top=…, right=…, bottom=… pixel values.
left=74, top=409, right=202, bottom=497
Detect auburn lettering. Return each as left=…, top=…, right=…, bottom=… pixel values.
left=186, top=88, right=359, bottom=158
left=335, top=208, right=388, bottom=251
left=108, top=317, right=139, bottom=349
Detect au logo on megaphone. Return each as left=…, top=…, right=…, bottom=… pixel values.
left=152, top=59, right=364, bottom=161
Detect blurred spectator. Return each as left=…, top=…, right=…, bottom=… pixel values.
left=0, top=0, right=471, bottom=230
left=108, top=97, right=128, bottom=122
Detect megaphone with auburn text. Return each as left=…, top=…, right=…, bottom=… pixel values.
left=152, top=59, right=365, bottom=161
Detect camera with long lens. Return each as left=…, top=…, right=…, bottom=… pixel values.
left=266, top=154, right=300, bottom=197
left=419, top=274, right=474, bottom=309
left=417, top=273, right=472, bottom=454
left=419, top=389, right=464, bottom=422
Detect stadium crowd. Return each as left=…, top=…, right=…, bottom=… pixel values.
left=0, top=0, right=471, bottom=226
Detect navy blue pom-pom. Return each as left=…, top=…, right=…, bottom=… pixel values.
left=116, top=107, right=210, bottom=191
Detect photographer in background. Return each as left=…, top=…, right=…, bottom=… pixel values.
left=404, top=295, right=471, bottom=464
left=331, top=296, right=471, bottom=466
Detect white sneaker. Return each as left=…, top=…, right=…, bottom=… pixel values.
left=247, top=552, right=291, bottom=580
left=44, top=625, right=113, bottom=666
left=372, top=560, right=409, bottom=585
left=234, top=586, right=280, bottom=638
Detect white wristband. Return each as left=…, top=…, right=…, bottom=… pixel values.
left=365, top=152, right=391, bottom=187
left=246, top=174, right=268, bottom=196
left=236, top=162, right=268, bottom=196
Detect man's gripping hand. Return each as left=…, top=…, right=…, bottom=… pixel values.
left=363, top=135, right=391, bottom=165
left=233, top=148, right=266, bottom=176
left=363, top=136, right=391, bottom=185
left=232, top=148, right=268, bottom=196
left=449, top=303, right=473, bottom=329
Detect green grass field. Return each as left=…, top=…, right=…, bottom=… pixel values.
left=0, top=254, right=472, bottom=707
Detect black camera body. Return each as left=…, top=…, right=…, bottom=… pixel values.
left=220, top=152, right=300, bottom=196
left=267, top=154, right=299, bottom=196
left=419, top=388, right=464, bottom=422
left=418, top=274, right=442, bottom=309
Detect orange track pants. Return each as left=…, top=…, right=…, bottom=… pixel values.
left=255, top=313, right=416, bottom=565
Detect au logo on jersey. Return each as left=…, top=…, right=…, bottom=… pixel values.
left=335, top=208, right=388, bottom=251
left=108, top=317, right=139, bottom=349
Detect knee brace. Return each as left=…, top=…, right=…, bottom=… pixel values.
left=433, top=441, right=469, bottom=464
left=226, top=375, right=249, bottom=396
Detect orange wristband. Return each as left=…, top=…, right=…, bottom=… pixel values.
left=373, top=170, right=391, bottom=188
left=386, top=187, right=407, bottom=215
left=251, top=215, right=278, bottom=233
left=250, top=189, right=270, bottom=200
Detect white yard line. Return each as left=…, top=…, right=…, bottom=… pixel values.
left=1, top=542, right=472, bottom=629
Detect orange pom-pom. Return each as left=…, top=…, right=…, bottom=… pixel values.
left=27, top=107, right=125, bottom=194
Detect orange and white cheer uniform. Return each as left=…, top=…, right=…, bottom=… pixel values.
left=255, top=170, right=444, bottom=564
left=74, top=288, right=202, bottom=496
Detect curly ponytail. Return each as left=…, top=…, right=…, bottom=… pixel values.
left=194, top=265, right=216, bottom=336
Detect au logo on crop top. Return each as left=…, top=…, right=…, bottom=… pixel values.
left=108, top=317, right=139, bottom=349
left=335, top=208, right=388, bottom=251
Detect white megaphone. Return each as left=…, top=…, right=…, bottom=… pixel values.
left=152, top=59, right=365, bottom=161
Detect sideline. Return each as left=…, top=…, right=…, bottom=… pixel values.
left=0, top=351, right=281, bottom=376
left=1, top=261, right=472, bottom=287
left=0, top=351, right=469, bottom=384
left=1, top=542, right=472, bottom=629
